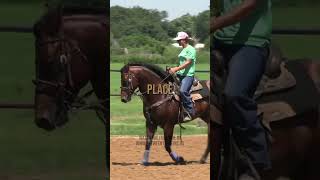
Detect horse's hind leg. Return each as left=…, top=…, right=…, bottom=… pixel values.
left=141, top=121, right=157, bottom=166
left=164, top=124, right=185, bottom=164
left=200, top=121, right=210, bottom=163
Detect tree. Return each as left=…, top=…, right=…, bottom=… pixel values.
left=193, top=10, right=210, bottom=42
left=168, top=14, right=195, bottom=38
left=110, top=6, right=169, bottom=42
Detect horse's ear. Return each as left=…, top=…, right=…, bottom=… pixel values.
left=45, top=5, right=63, bottom=35
left=122, top=64, right=129, bottom=73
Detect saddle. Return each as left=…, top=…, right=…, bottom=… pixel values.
left=213, top=43, right=296, bottom=97
left=171, top=77, right=210, bottom=102
left=164, top=65, right=210, bottom=103
left=212, top=44, right=298, bottom=131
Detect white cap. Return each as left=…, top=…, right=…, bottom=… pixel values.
left=173, top=32, right=192, bottom=41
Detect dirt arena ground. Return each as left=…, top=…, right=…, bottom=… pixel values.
left=110, top=135, right=210, bottom=180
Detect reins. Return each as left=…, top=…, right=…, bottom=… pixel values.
left=123, top=67, right=187, bottom=140
left=34, top=36, right=107, bottom=126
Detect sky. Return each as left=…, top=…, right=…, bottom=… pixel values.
left=110, top=0, right=210, bottom=21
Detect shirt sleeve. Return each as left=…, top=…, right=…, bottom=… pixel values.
left=184, top=49, right=196, bottom=61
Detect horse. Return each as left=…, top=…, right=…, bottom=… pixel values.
left=32, top=6, right=109, bottom=177
left=120, top=63, right=210, bottom=165
left=210, top=56, right=320, bottom=180
left=32, top=7, right=108, bottom=132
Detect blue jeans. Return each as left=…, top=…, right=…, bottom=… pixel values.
left=213, top=40, right=271, bottom=169
left=177, top=75, right=194, bottom=115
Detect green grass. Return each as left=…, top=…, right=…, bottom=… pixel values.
left=272, top=7, right=320, bottom=59
left=0, top=3, right=43, bottom=26
left=110, top=95, right=208, bottom=135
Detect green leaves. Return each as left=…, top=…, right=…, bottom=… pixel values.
left=110, top=5, right=210, bottom=64
left=111, top=6, right=169, bottom=42
left=46, top=0, right=107, bottom=9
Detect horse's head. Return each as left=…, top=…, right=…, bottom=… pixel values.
left=120, top=64, right=140, bottom=103
left=32, top=7, right=72, bottom=131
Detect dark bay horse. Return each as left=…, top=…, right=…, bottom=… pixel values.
left=120, top=63, right=210, bottom=165
left=33, top=7, right=108, bottom=131
left=211, top=59, right=320, bottom=180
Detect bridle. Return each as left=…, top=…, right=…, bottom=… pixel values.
left=33, top=35, right=107, bottom=125
left=120, top=71, right=140, bottom=97
left=121, top=66, right=175, bottom=98
left=33, top=36, right=87, bottom=93
left=120, top=65, right=186, bottom=135
left=120, top=66, right=180, bottom=110
left=33, top=36, right=79, bottom=105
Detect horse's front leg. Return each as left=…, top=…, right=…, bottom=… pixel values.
left=212, top=123, right=223, bottom=180
left=141, top=120, right=157, bottom=166
left=164, top=123, right=185, bottom=164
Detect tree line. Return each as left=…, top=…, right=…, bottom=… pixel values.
left=110, top=6, right=210, bottom=54
left=110, top=5, right=210, bottom=64
left=110, top=5, right=210, bottom=44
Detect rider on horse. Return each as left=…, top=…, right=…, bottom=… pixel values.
left=169, top=32, right=197, bottom=121
left=211, top=0, right=272, bottom=178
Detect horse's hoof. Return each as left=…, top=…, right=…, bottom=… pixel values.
left=141, top=161, right=149, bottom=166
left=199, top=159, right=206, bottom=164
left=176, top=156, right=186, bottom=164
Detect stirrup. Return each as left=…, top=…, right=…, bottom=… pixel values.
left=183, top=111, right=194, bottom=121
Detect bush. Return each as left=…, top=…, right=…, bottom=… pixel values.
left=118, top=35, right=166, bottom=55
left=111, top=45, right=210, bottom=64
left=111, top=54, right=166, bottom=64
left=162, top=46, right=181, bottom=64
left=49, top=0, right=106, bottom=7
left=197, top=50, right=210, bottom=64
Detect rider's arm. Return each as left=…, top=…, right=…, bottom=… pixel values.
left=210, top=0, right=258, bottom=33
left=170, top=59, right=192, bottom=73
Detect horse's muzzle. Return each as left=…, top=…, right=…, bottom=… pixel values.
left=121, top=97, right=128, bottom=103
left=121, top=95, right=131, bottom=103
left=35, top=117, right=56, bottom=131
left=34, top=94, right=57, bottom=131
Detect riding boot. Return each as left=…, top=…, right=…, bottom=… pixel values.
left=183, top=108, right=195, bottom=121
left=238, top=164, right=270, bottom=180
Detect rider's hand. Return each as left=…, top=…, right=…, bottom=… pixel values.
left=169, top=67, right=178, bottom=74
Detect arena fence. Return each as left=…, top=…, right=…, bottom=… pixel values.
left=1, top=26, right=320, bottom=102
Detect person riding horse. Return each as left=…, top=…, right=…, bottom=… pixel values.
left=211, top=0, right=272, bottom=178
left=169, top=32, right=197, bottom=121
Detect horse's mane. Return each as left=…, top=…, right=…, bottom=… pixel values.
left=121, top=63, right=175, bottom=82
left=33, top=7, right=107, bottom=37
left=62, top=7, right=107, bottom=15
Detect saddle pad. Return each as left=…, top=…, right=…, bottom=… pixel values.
left=258, top=101, right=296, bottom=123
left=258, top=60, right=320, bottom=117
left=255, top=62, right=296, bottom=98
left=174, top=93, right=204, bottom=102
left=191, top=93, right=203, bottom=102
left=174, top=81, right=209, bottom=102
left=211, top=101, right=296, bottom=126
left=194, top=81, right=210, bottom=96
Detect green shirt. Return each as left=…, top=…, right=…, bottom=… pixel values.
left=214, top=0, right=272, bottom=47
left=177, top=45, right=196, bottom=77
